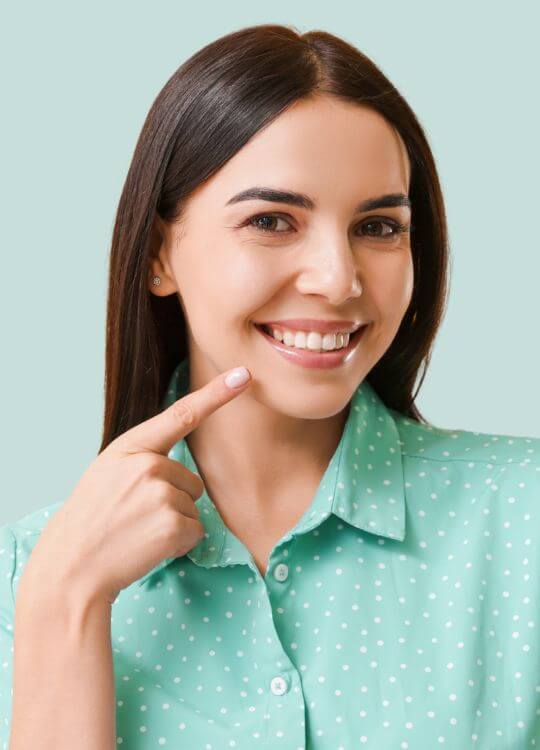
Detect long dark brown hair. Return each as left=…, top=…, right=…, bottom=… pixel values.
left=99, top=23, right=450, bottom=453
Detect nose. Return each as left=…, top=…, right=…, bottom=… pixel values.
left=295, top=237, right=363, bottom=305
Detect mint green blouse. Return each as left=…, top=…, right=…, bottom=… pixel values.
left=1, top=358, right=539, bottom=749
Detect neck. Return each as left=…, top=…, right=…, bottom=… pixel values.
left=184, top=360, right=350, bottom=515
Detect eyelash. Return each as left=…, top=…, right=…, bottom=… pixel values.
left=239, top=212, right=412, bottom=240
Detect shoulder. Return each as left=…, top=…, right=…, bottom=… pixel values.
left=391, top=410, right=540, bottom=518
left=391, top=408, right=540, bottom=468
left=1, top=500, right=65, bottom=549
left=0, top=501, right=66, bottom=598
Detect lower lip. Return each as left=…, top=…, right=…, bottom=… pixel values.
left=254, top=323, right=369, bottom=369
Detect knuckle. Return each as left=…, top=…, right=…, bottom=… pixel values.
left=162, top=512, right=204, bottom=551
left=137, top=453, right=161, bottom=479
left=161, top=512, right=184, bottom=543
left=169, top=400, right=196, bottom=429
left=154, top=481, right=174, bottom=508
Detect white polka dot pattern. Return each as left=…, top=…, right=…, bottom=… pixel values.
left=0, top=357, right=539, bottom=748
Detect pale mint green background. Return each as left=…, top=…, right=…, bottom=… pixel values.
left=1, top=1, right=538, bottom=526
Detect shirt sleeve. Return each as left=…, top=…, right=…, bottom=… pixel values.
left=0, top=523, right=17, bottom=750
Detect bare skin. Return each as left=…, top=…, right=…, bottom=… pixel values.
left=10, top=368, right=252, bottom=748
left=149, top=93, right=414, bottom=575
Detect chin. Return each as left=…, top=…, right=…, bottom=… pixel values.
left=248, top=374, right=359, bottom=421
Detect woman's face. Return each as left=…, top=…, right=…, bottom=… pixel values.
left=149, top=95, right=414, bottom=419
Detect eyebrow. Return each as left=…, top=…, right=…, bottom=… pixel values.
left=225, top=186, right=412, bottom=213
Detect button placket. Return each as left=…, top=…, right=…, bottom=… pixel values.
left=255, top=545, right=305, bottom=746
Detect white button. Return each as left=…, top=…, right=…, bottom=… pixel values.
left=273, top=563, right=289, bottom=582
left=270, top=675, right=289, bottom=695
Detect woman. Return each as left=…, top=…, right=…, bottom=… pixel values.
left=1, top=23, right=539, bottom=750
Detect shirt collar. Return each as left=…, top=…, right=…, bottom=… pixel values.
left=138, top=358, right=406, bottom=586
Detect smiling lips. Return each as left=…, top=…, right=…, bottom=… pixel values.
left=254, top=317, right=367, bottom=354
left=254, top=320, right=369, bottom=369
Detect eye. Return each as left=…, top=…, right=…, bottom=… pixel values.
left=245, top=213, right=292, bottom=233
left=358, top=218, right=410, bottom=241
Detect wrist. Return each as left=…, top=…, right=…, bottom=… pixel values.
left=16, top=563, right=111, bottom=621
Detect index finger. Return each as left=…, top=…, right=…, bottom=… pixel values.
left=111, top=365, right=251, bottom=456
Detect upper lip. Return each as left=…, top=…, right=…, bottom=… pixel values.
left=255, top=319, right=366, bottom=334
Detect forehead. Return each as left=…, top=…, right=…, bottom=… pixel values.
left=193, top=95, right=410, bottom=209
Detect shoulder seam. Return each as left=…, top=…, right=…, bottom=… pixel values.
left=13, top=529, right=42, bottom=537
left=401, top=450, right=539, bottom=467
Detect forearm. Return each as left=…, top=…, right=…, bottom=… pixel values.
left=9, top=578, right=115, bottom=750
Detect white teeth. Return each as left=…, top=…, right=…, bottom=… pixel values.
left=265, top=326, right=351, bottom=352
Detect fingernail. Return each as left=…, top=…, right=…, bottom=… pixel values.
left=225, top=366, right=250, bottom=388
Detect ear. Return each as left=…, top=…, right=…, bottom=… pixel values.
left=147, top=214, right=177, bottom=296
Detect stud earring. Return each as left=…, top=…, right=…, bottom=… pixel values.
left=152, top=276, right=161, bottom=286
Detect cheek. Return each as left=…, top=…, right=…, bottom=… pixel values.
left=368, top=253, right=414, bottom=320
left=175, top=247, right=282, bottom=330
left=209, top=250, right=285, bottom=313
